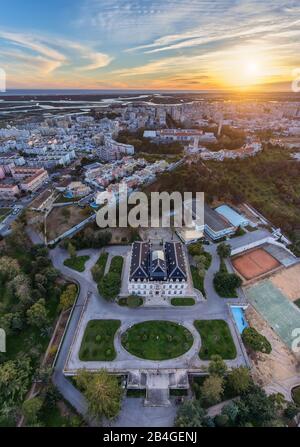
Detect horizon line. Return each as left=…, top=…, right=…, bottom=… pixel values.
left=0, top=88, right=295, bottom=94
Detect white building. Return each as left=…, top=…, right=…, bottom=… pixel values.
left=128, top=242, right=188, bottom=298
left=99, top=136, right=135, bottom=162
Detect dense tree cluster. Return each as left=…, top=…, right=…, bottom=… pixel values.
left=147, top=145, right=300, bottom=251
left=75, top=369, right=123, bottom=420
left=99, top=272, right=122, bottom=301
left=242, top=327, right=272, bottom=354
left=217, top=243, right=231, bottom=259
left=214, top=258, right=242, bottom=298
left=0, top=221, right=66, bottom=426
left=177, top=357, right=299, bottom=427
left=117, top=129, right=184, bottom=155
left=176, top=399, right=214, bottom=427
left=59, top=284, right=78, bottom=311
left=98, top=256, right=124, bottom=301
left=62, top=225, right=112, bottom=250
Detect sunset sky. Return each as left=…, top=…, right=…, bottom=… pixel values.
left=0, top=0, right=299, bottom=91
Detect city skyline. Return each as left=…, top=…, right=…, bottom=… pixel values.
left=0, top=0, right=300, bottom=91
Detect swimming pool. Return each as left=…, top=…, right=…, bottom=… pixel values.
left=231, top=306, right=248, bottom=334
left=64, top=191, right=74, bottom=199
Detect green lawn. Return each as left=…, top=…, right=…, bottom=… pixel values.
left=64, top=256, right=90, bottom=272
left=121, top=320, right=194, bottom=360
left=194, top=320, right=237, bottom=360
left=203, top=251, right=212, bottom=269
left=79, top=320, right=121, bottom=361
left=191, top=266, right=206, bottom=297
left=118, top=296, right=143, bottom=307
left=98, top=256, right=124, bottom=301
left=171, top=298, right=195, bottom=306
left=109, top=256, right=124, bottom=275
left=55, top=194, right=79, bottom=204
left=92, top=252, right=108, bottom=281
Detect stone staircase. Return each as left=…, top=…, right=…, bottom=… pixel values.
left=127, top=370, right=189, bottom=407
left=144, top=373, right=171, bottom=407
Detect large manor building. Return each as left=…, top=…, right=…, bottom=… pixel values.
left=128, top=241, right=188, bottom=298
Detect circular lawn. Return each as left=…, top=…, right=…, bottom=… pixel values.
left=292, top=386, right=300, bottom=406
left=121, top=321, right=194, bottom=360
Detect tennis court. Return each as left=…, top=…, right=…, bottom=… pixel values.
left=245, top=280, right=300, bottom=349
left=232, top=248, right=280, bottom=280
left=271, top=264, right=300, bottom=302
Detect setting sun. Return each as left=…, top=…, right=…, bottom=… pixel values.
left=245, top=61, right=259, bottom=76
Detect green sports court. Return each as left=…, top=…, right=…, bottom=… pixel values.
left=245, top=280, right=300, bottom=349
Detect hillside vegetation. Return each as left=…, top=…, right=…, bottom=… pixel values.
left=146, top=145, right=300, bottom=253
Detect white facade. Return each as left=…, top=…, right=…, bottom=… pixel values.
left=100, top=136, right=135, bottom=161
left=128, top=278, right=188, bottom=298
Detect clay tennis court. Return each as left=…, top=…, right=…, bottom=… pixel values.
left=232, top=248, right=280, bottom=280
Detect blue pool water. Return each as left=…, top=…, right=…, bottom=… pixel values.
left=64, top=191, right=73, bottom=199
left=231, top=307, right=248, bottom=334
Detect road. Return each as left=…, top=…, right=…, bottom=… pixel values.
left=48, top=242, right=250, bottom=426
left=0, top=205, right=23, bottom=236
left=49, top=248, right=100, bottom=425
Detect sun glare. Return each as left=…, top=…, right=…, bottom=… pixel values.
left=219, top=52, right=267, bottom=89
left=245, top=61, right=259, bottom=76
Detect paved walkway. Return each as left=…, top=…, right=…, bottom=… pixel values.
left=62, top=244, right=248, bottom=372
left=49, top=243, right=250, bottom=426
left=265, top=376, right=300, bottom=401
left=107, top=398, right=177, bottom=428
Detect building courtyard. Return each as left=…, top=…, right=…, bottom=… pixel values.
left=48, top=226, right=300, bottom=416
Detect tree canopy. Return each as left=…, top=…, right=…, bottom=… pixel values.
left=175, top=399, right=213, bottom=427
left=75, top=369, right=123, bottom=420
left=26, top=299, right=48, bottom=329
left=242, top=327, right=272, bottom=354
left=227, top=367, right=251, bottom=394
left=217, top=243, right=231, bottom=259
left=200, top=375, right=224, bottom=406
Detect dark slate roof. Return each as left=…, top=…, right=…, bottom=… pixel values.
left=130, top=242, right=150, bottom=281
left=204, top=203, right=233, bottom=232
left=130, top=241, right=187, bottom=282
left=165, top=242, right=187, bottom=281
